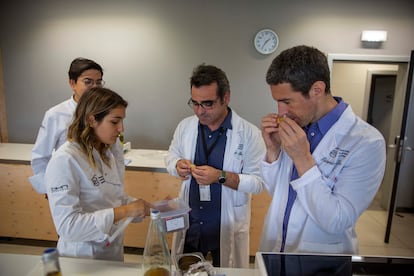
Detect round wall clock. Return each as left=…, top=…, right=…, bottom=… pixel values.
left=254, top=29, right=279, bottom=55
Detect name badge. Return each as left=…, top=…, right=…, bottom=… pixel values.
left=199, top=185, right=211, bottom=201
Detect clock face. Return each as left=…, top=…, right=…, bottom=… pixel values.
left=254, top=29, right=279, bottom=55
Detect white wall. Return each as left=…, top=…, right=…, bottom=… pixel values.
left=331, top=62, right=399, bottom=119
left=1, top=0, right=414, bottom=149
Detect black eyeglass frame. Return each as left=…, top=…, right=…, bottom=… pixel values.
left=187, top=97, right=220, bottom=110
left=81, top=78, right=105, bottom=87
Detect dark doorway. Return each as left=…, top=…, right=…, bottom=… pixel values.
left=366, top=74, right=397, bottom=211
left=367, top=75, right=397, bottom=146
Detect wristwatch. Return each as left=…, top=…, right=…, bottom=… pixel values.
left=218, top=170, right=226, bottom=184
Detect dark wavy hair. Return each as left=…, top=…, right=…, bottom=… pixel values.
left=266, top=45, right=331, bottom=97
left=67, top=87, right=128, bottom=167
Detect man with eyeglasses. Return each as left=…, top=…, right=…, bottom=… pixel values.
left=30, top=58, right=104, bottom=195
left=166, top=64, right=265, bottom=268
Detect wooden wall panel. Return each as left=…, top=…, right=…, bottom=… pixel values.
left=0, top=163, right=272, bottom=256
left=123, top=171, right=182, bottom=248
left=0, top=163, right=57, bottom=240
left=250, top=191, right=272, bottom=254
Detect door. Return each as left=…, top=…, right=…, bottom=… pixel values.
left=331, top=60, right=408, bottom=211
left=329, top=53, right=411, bottom=245
left=0, top=48, right=9, bottom=142
left=385, top=50, right=414, bottom=242
left=394, top=91, right=414, bottom=210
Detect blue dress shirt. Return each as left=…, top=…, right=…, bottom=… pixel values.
left=280, top=97, right=348, bottom=252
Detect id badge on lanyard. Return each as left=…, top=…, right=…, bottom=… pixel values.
left=197, top=125, right=225, bottom=202
left=199, top=185, right=211, bottom=201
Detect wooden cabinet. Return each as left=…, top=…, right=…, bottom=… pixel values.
left=0, top=163, right=56, bottom=240
left=123, top=170, right=182, bottom=248
left=0, top=162, right=271, bottom=256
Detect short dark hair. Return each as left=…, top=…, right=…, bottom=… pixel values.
left=68, top=58, right=103, bottom=82
left=266, top=45, right=331, bottom=97
left=190, top=64, right=230, bottom=101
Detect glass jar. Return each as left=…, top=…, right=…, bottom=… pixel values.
left=42, top=248, right=62, bottom=276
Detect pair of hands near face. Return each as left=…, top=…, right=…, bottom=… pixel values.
left=176, top=159, right=218, bottom=185
left=261, top=114, right=314, bottom=175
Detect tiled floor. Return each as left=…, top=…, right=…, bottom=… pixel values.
left=356, top=210, right=414, bottom=257
left=1, top=209, right=413, bottom=263
left=355, top=194, right=414, bottom=258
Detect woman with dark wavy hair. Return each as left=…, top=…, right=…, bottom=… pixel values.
left=45, top=87, right=151, bottom=261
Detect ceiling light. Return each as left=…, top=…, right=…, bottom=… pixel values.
left=361, top=30, right=387, bottom=42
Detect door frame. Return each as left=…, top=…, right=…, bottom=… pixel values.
left=328, top=53, right=410, bottom=243
left=0, top=49, right=9, bottom=142
left=327, top=54, right=409, bottom=72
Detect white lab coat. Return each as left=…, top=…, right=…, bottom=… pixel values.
left=260, top=106, right=386, bottom=254
left=165, top=110, right=265, bottom=268
left=30, top=97, right=76, bottom=194
left=45, top=141, right=134, bottom=261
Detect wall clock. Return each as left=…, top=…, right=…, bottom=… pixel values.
left=254, top=29, right=279, bottom=55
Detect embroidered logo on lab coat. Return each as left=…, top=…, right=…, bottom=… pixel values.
left=322, top=147, right=349, bottom=165
left=233, top=143, right=244, bottom=158
left=51, top=185, right=69, bottom=193
left=91, top=174, right=121, bottom=187
left=91, top=175, right=105, bottom=186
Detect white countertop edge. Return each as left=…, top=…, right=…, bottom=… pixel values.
left=0, top=143, right=168, bottom=170
left=0, top=253, right=257, bottom=276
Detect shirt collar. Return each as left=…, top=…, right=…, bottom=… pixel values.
left=221, top=107, right=233, bottom=130
left=199, top=107, right=233, bottom=133
left=306, top=97, right=348, bottom=135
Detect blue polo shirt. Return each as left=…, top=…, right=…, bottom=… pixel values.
left=185, top=109, right=232, bottom=253
left=280, top=97, right=348, bottom=252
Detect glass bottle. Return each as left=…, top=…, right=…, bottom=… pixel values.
left=142, top=209, right=171, bottom=276
left=42, top=248, right=62, bottom=276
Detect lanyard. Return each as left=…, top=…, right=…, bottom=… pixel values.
left=200, top=125, right=225, bottom=164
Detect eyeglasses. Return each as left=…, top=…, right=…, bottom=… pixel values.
left=187, top=97, right=219, bottom=110
left=81, top=78, right=105, bottom=87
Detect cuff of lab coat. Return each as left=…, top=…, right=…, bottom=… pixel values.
left=126, top=195, right=137, bottom=204
left=172, top=158, right=183, bottom=177
left=29, top=173, right=46, bottom=194
left=261, top=151, right=282, bottom=166
left=166, top=157, right=181, bottom=177
left=290, top=165, right=319, bottom=191
left=237, top=174, right=249, bottom=192
left=94, top=208, right=114, bottom=237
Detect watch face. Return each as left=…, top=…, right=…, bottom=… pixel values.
left=218, top=170, right=226, bottom=184
left=254, top=29, right=279, bottom=55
